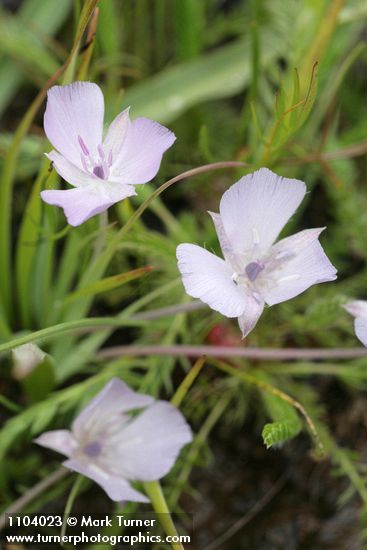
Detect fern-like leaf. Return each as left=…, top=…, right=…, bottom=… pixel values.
left=262, top=418, right=301, bottom=449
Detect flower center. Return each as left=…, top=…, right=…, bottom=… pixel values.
left=78, top=135, right=113, bottom=181
left=245, top=261, right=265, bottom=281
left=83, top=440, right=102, bottom=458
left=93, top=165, right=105, bottom=179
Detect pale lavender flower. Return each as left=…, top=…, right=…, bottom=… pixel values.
left=41, top=82, right=176, bottom=226
left=177, top=168, right=337, bottom=337
left=343, top=301, right=367, bottom=347
left=34, top=378, right=192, bottom=502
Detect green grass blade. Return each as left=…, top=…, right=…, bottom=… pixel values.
left=174, top=0, right=204, bottom=61
left=0, top=0, right=98, bottom=324
left=0, top=0, right=72, bottom=116
left=62, top=266, right=153, bottom=306
left=0, top=8, right=60, bottom=81
left=15, top=160, right=51, bottom=327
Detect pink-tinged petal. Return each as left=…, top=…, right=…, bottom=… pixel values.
left=238, top=294, right=264, bottom=338
left=34, top=430, right=76, bottom=458
left=63, top=459, right=149, bottom=502
left=44, top=82, right=104, bottom=167
left=46, top=151, right=94, bottom=187
left=343, top=300, right=367, bottom=320
left=72, top=378, right=154, bottom=440
left=103, top=108, right=131, bottom=162
left=355, top=318, right=367, bottom=347
left=262, top=228, right=337, bottom=306
left=219, top=168, right=306, bottom=254
left=41, top=181, right=136, bottom=226
left=176, top=243, right=249, bottom=318
left=114, top=402, right=192, bottom=482
left=110, top=117, right=176, bottom=184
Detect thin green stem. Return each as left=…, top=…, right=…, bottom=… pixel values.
left=60, top=475, right=84, bottom=543
left=170, top=356, right=206, bottom=408
left=0, top=394, right=22, bottom=413
left=143, top=481, right=185, bottom=550
left=92, top=210, right=109, bottom=261
left=0, top=316, right=143, bottom=354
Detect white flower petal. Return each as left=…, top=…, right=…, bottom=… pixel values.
left=208, top=211, right=235, bottom=263
left=46, top=151, right=96, bottom=187
left=355, top=318, right=367, bottom=347
left=111, top=117, right=175, bottom=184
left=114, top=402, right=192, bottom=481
left=44, top=82, right=104, bottom=168
left=176, top=243, right=249, bottom=317
left=238, top=294, right=264, bottom=338
left=41, top=181, right=136, bottom=226
left=34, top=430, right=76, bottom=458
left=271, top=227, right=325, bottom=256
left=103, top=108, right=131, bottom=162
left=72, top=378, right=154, bottom=440
left=63, top=459, right=149, bottom=502
left=343, top=300, right=367, bottom=320
left=262, top=228, right=337, bottom=305
left=219, top=168, right=306, bottom=254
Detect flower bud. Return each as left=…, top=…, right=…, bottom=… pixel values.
left=12, top=343, right=46, bottom=380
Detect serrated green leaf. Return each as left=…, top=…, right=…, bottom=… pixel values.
left=261, top=379, right=302, bottom=448
left=262, top=418, right=301, bottom=449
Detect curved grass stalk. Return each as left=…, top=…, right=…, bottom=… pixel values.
left=0, top=301, right=207, bottom=356
left=80, top=161, right=246, bottom=288
left=0, top=316, right=144, bottom=355
left=170, top=356, right=206, bottom=408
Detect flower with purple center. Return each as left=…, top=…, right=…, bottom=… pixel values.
left=34, top=378, right=192, bottom=502
left=176, top=168, right=337, bottom=337
left=41, top=81, right=176, bottom=226
left=343, top=300, right=367, bottom=347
